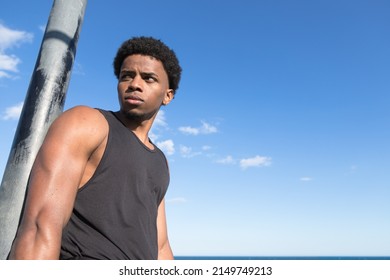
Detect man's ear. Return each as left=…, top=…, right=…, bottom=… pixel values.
left=162, top=89, right=174, bottom=106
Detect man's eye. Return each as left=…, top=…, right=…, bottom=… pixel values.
left=120, top=74, right=131, bottom=81
left=144, top=76, right=156, bottom=82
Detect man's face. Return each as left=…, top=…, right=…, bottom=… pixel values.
left=117, top=54, right=173, bottom=122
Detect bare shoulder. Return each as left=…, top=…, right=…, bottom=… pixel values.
left=51, top=106, right=107, bottom=138
left=57, top=105, right=107, bottom=128
left=44, top=106, right=109, bottom=155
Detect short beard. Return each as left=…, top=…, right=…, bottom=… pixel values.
left=121, top=107, right=159, bottom=124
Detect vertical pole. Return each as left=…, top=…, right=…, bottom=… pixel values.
left=0, top=0, right=88, bottom=259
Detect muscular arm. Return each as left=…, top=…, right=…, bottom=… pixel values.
left=9, top=106, right=108, bottom=259
left=157, top=199, right=174, bottom=260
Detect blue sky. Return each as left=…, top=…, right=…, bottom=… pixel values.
left=1, top=0, right=389, bottom=256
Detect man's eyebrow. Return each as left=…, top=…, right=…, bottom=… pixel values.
left=120, top=70, right=158, bottom=75
left=119, top=69, right=134, bottom=74
left=141, top=71, right=159, bottom=77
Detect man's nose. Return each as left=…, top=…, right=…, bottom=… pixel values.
left=128, top=75, right=142, bottom=91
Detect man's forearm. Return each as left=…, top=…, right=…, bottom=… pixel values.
left=158, top=240, right=174, bottom=260
left=9, top=226, right=61, bottom=260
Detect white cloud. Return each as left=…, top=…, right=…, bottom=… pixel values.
left=300, top=177, right=313, bottom=182
left=150, top=110, right=169, bottom=141
left=39, top=25, right=46, bottom=32
left=179, top=126, right=199, bottom=135
left=179, top=121, right=218, bottom=136
left=0, top=24, right=33, bottom=50
left=72, top=62, right=85, bottom=76
left=179, top=145, right=201, bottom=158
left=200, top=121, right=217, bottom=134
left=180, top=145, right=192, bottom=157
left=2, top=102, right=23, bottom=120
left=240, top=155, right=272, bottom=170
left=0, top=53, right=20, bottom=73
left=149, top=130, right=158, bottom=142
left=0, top=70, right=12, bottom=79
left=157, top=139, right=175, bottom=156
left=216, top=155, right=235, bottom=165
left=0, top=23, right=33, bottom=79
left=154, top=110, right=168, bottom=127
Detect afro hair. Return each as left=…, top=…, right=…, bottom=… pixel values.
left=113, top=36, right=182, bottom=94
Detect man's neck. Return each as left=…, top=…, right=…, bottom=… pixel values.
left=115, top=111, right=155, bottom=148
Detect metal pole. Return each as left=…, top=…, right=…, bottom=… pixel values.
left=0, top=0, right=88, bottom=259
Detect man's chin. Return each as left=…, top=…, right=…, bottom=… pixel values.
left=121, top=108, right=157, bottom=123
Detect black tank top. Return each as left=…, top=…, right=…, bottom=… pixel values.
left=60, top=109, right=170, bottom=259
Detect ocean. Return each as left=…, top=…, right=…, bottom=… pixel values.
left=174, top=256, right=390, bottom=260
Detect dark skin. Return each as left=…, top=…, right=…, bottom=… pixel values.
left=9, top=54, right=174, bottom=259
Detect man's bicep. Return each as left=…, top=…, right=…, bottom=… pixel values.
left=157, top=199, right=174, bottom=259
left=23, top=106, right=107, bottom=226
left=9, top=107, right=107, bottom=259
left=24, top=123, right=90, bottom=226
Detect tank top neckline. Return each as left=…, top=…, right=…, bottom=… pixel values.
left=109, top=111, right=157, bottom=153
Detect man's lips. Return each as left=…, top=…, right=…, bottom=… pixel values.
left=125, top=95, right=144, bottom=105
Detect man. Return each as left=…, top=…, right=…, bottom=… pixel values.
left=9, top=36, right=182, bottom=260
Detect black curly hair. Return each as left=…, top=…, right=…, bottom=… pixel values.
left=113, top=36, right=182, bottom=94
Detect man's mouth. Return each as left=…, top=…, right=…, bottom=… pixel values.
left=125, top=95, right=144, bottom=105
